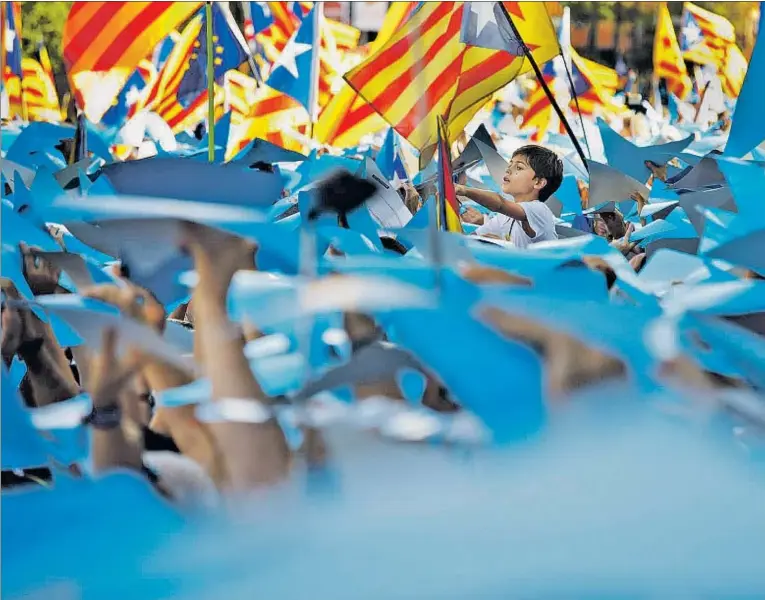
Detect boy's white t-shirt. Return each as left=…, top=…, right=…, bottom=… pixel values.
left=474, top=200, right=558, bottom=249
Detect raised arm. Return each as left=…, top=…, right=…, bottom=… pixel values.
left=455, top=184, right=528, bottom=221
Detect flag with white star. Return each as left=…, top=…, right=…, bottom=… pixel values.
left=177, top=3, right=251, bottom=109
left=2, top=1, right=22, bottom=79
left=460, top=1, right=525, bottom=56
left=266, top=6, right=317, bottom=115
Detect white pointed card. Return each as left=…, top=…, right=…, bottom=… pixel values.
left=586, top=160, right=649, bottom=207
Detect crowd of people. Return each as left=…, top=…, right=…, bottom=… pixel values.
left=3, top=17, right=765, bottom=600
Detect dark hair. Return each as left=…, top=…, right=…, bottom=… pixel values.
left=511, top=145, right=563, bottom=202
left=251, top=161, right=275, bottom=173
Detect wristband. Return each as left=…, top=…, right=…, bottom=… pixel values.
left=195, top=398, right=274, bottom=424
left=82, top=403, right=122, bottom=430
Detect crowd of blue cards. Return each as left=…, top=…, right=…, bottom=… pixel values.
left=3, top=69, right=765, bottom=596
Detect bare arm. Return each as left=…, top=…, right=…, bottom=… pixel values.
left=182, top=223, right=290, bottom=492
left=455, top=185, right=528, bottom=221
left=81, top=283, right=229, bottom=489
left=87, top=329, right=145, bottom=475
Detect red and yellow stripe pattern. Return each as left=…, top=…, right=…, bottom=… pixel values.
left=224, top=69, right=260, bottom=125
left=437, top=116, right=463, bottom=233
left=21, top=58, right=62, bottom=122
left=314, top=1, right=418, bottom=148
left=63, top=2, right=202, bottom=75
left=140, top=15, right=222, bottom=133
left=63, top=2, right=201, bottom=116
left=680, top=2, right=736, bottom=67
left=226, top=84, right=308, bottom=159
left=654, top=3, right=692, bottom=100
left=344, top=2, right=559, bottom=150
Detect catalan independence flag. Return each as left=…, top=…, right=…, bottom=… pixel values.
left=256, top=1, right=302, bottom=63
left=344, top=2, right=559, bottom=151
left=654, top=3, right=692, bottom=100
left=436, top=116, right=463, bottom=234
left=21, top=57, right=61, bottom=122
left=224, top=68, right=260, bottom=125
left=314, top=1, right=418, bottom=148
left=225, top=84, right=308, bottom=160
left=63, top=2, right=202, bottom=116
left=679, top=2, right=736, bottom=67
left=1, top=1, right=23, bottom=119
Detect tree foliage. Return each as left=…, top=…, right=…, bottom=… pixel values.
left=562, top=1, right=757, bottom=41
left=19, top=2, right=72, bottom=80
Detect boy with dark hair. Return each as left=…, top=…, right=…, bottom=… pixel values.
left=456, top=144, right=563, bottom=248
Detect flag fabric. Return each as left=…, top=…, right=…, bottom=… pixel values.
left=144, top=17, right=202, bottom=115
left=436, top=116, right=464, bottom=233
left=224, top=68, right=260, bottom=125
left=177, top=3, right=251, bottom=109
left=720, top=43, right=748, bottom=98
left=520, top=9, right=620, bottom=142
left=256, top=1, right=302, bottom=62
left=654, top=2, right=693, bottom=100
left=152, top=30, right=180, bottom=72
left=225, top=84, right=308, bottom=159
left=143, top=15, right=224, bottom=134
left=1, top=1, right=22, bottom=78
left=266, top=5, right=318, bottom=115
left=314, top=1, right=418, bottom=148
left=679, top=2, right=736, bottom=67
left=1, top=1, right=23, bottom=119
left=244, top=1, right=276, bottom=40
left=460, top=1, right=526, bottom=55
left=63, top=1, right=202, bottom=115
left=35, top=42, right=56, bottom=86
left=344, top=2, right=559, bottom=151
left=100, top=59, right=157, bottom=128
left=20, top=57, right=62, bottom=122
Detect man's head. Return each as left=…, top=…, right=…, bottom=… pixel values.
left=503, top=145, right=563, bottom=202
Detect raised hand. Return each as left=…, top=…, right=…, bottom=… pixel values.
left=644, top=160, right=667, bottom=183
left=461, top=206, right=485, bottom=225
left=610, top=222, right=638, bottom=256
left=20, top=243, right=63, bottom=296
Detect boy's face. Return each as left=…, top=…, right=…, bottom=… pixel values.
left=502, top=154, right=545, bottom=198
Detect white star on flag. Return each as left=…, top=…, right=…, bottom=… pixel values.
left=255, top=1, right=271, bottom=18
left=273, top=36, right=312, bottom=79
left=4, top=28, right=16, bottom=53
left=682, top=20, right=702, bottom=47
left=470, top=2, right=496, bottom=36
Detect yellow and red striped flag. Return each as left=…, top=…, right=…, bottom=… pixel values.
left=225, top=84, right=308, bottom=160
left=224, top=69, right=260, bottom=125
left=63, top=1, right=202, bottom=118
left=720, top=42, right=748, bottom=98
left=654, top=2, right=692, bottom=100
left=314, top=1, right=418, bottom=148
left=521, top=50, right=624, bottom=141
left=256, top=2, right=302, bottom=62
left=344, top=2, right=559, bottom=151
left=21, top=57, right=61, bottom=122
left=436, top=115, right=463, bottom=233
left=138, top=15, right=223, bottom=133
left=2, top=1, right=23, bottom=119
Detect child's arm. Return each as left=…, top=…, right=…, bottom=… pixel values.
left=455, top=185, right=528, bottom=221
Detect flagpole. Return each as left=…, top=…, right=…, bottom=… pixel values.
left=206, top=1, right=215, bottom=162
left=307, top=3, right=321, bottom=141
left=497, top=2, right=589, bottom=170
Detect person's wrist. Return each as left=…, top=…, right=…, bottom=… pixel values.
left=83, top=402, right=122, bottom=430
